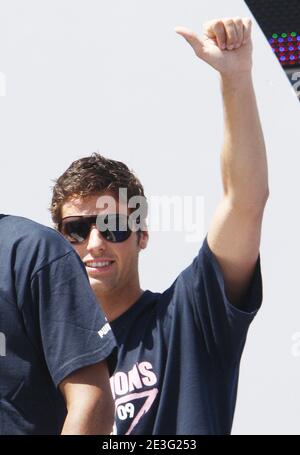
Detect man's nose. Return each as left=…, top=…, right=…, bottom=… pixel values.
left=86, top=226, right=106, bottom=253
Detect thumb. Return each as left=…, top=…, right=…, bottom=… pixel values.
left=175, top=26, right=205, bottom=57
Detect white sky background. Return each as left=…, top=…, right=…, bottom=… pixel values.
left=1, top=0, right=300, bottom=435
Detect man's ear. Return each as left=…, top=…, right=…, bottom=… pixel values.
left=138, top=230, right=149, bottom=250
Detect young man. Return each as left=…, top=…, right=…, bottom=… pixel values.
left=50, top=17, right=269, bottom=434
left=0, top=214, right=116, bottom=435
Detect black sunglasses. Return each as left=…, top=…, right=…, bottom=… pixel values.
left=59, top=214, right=133, bottom=244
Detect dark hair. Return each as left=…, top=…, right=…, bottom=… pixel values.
left=50, top=153, right=147, bottom=227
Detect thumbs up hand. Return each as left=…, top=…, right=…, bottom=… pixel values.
left=175, top=17, right=253, bottom=77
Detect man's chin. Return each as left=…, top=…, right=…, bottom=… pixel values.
left=89, top=276, right=112, bottom=295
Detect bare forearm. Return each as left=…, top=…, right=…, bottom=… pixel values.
left=220, top=72, right=269, bottom=208
left=59, top=363, right=115, bottom=435
left=61, top=401, right=114, bottom=435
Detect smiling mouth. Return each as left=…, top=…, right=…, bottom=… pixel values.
left=85, top=260, right=115, bottom=272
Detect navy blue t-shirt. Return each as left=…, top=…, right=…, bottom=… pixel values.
left=110, top=237, right=262, bottom=435
left=0, top=214, right=116, bottom=435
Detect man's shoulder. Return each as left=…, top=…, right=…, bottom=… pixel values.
left=0, top=214, right=74, bottom=267
left=1, top=214, right=66, bottom=241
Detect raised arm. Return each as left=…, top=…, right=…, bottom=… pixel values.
left=175, top=17, right=269, bottom=306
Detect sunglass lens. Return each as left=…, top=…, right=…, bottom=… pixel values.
left=63, top=219, right=91, bottom=243
left=97, top=214, right=132, bottom=243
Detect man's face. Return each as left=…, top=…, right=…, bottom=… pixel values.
left=61, top=193, right=148, bottom=298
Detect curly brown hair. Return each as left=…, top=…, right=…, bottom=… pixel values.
left=50, top=153, right=147, bottom=227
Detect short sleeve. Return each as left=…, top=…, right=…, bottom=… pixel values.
left=30, top=250, right=117, bottom=387
left=178, top=235, right=262, bottom=361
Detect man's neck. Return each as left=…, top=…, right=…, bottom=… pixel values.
left=95, top=283, right=144, bottom=322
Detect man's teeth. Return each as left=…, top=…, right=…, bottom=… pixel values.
left=86, top=261, right=113, bottom=268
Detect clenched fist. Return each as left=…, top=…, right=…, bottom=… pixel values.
left=175, top=17, right=253, bottom=77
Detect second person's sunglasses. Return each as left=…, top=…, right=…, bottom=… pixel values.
left=59, top=213, right=133, bottom=244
